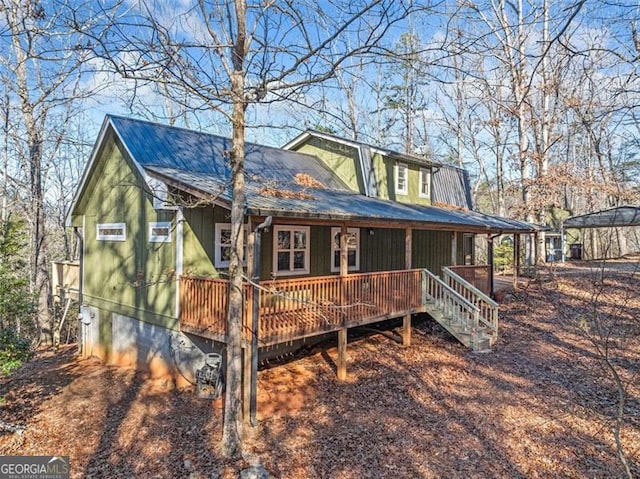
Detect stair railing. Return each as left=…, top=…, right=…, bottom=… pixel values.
left=422, top=269, right=481, bottom=337
left=442, top=266, right=498, bottom=339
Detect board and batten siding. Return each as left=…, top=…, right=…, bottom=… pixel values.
left=289, top=137, right=432, bottom=206
left=182, top=206, right=229, bottom=277
left=412, top=230, right=457, bottom=275
left=76, top=134, right=178, bottom=350
left=293, top=137, right=363, bottom=192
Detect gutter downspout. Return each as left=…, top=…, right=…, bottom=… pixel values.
left=250, top=215, right=272, bottom=427
left=73, top=226, right=84, bottom=355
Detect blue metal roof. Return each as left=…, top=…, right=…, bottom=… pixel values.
left=145, top=165, right=540, bottom=233
left=109, top=115, right=350, bottom=191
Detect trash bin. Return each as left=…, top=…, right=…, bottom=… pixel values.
left=569, top=243, right=582, bottom=260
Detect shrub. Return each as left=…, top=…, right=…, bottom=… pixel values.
left=0, top=328, right=33, bottom=376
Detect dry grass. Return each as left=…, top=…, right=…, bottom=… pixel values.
left=1, top=269, right=638, bottom=478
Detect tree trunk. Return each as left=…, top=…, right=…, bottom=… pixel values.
left=29, top=133, right=52, bottom=344
left=220, top=0, right=247, bottom=460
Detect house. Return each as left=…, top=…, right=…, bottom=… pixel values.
left=66, top=115, right=538, bottom=416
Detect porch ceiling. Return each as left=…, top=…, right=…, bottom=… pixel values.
left=146, top=165, right=541, bottom=234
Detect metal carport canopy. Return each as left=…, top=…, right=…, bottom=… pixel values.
left=563, top=206, right=640, bottom=229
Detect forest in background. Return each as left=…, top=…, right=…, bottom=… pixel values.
left=0, top=0, right=639, bottom=394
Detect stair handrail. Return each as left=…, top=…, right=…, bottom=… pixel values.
left=442, top=266, right=498, bottom=336
left=422, top=269, right=480, bottom=315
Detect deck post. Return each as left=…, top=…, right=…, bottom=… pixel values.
left=242, top=345, right=251, bottom=422
left=404, top=228, right=412, bottom=346
left=402, top=314, right=411, bottom=346
left=340, top=223, right=349, bottom=277
left=451, top=232, right=457, bottom=266
left=487, top=235, right=495, bottom=299
left=513, top=233, right=520, bottom=288
left=337, top=328, right=347, bottom=380
left=405, top=228, right=412, bottom=269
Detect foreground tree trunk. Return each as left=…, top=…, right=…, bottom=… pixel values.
left=221, top=0, right=247, bottom=459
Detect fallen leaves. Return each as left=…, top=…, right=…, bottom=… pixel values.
left=0, top=267, right=638, bottom=478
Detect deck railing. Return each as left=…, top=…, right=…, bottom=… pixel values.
left=442, top=267, right=498, bottom=337
left=180, top=270, right=423, bottom=345
left=51, top=261, right=80, bottom=301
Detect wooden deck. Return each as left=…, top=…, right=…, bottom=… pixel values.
left=180, top=270, right=424, bottom=346
left=179, top=266, right=499, bottom=353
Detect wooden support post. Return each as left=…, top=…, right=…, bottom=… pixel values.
left=451, top=231, right=457, bottom=266
left=405, top=227, right=412, bottom=269
left=340, top=223, right=349, bottom=277
left=513, top=233, right=520, bottom=289
left=402, top=314, right=411, bottom=346
left=488, top=235, right=495, bottom=299
left=242, top=345, right=251, bottom=422
left=404, top=228, right=412, bottom=347
left=533, top=232, right=540, bottom=265
left=337, top=328, right=347, bottom=381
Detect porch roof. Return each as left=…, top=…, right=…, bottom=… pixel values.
left=146, top=165, right=541, bottom=234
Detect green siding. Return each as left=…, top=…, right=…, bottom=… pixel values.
left=79, top=137, right=177, bottom=329
left=377, top=154, right=431, bottom=205
left=412, top=230, right=454, bottom=275
left=290, top=137, right=433, bottom=206
left=295, top=137, right=363, bottom=191
left=360, top=228, right=405, bottom=272
left=257, top=225, right=332, bottom=280
left=182, top=206, right=228, bottom=277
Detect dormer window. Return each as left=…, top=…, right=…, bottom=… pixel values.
left=395, top=163, right=408, bottom=195
left=419, top=168, right=431, bottom=199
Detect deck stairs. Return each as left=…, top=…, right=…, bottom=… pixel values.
left=420, top=268, right=499, bottom=351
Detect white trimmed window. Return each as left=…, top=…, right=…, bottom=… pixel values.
left=97, top=223, right=126, bottom=241
left=273, top=226, right=310, bottom=276
left=395, top=162, right=408, bottom=195
left=331, top=228, right=360, bottom=272
left=215, top=223, right=247, bottom=268
left=419, top=168, right=431, bottom=199
left=149, top=222, right=172, bottom=243
left=463, top=234, right=474, bottom=265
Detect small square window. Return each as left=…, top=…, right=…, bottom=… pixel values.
left=97, top=223, right=126, bottom=241
left=149, top=222, right=172, bottom=243
left=395, top=163, right=408, bottom=195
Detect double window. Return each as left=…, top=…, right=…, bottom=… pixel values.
left=96, top=223, right=126, bottom=241
left=331, top=228, right=360, bottom=272
left=273, top=226, right=310, bottom=275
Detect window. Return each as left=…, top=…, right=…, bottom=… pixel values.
left=97, top=223, right=126, bottom=241
left=395, top=163, right=408, bottom=195
left=331, top=228, right=360, bottom=272
left=419, top=168, right=431, bottom=199
left=273, top=226, right=310, bottom=276
left=463, top=234, right=474, bottom=265
left=149, top=222, right=172, bottom=243
left=215, top=223, right=248, bottom=268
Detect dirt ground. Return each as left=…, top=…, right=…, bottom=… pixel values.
left=1, top=265, right=639, bottom=478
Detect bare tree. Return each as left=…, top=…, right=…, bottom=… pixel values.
left=0, top=0, right=101, bottom=343
left=79, top=0, right=417, bottom=458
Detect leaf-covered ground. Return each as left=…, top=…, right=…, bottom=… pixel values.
left=1, top=263, right=639, bottom=478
